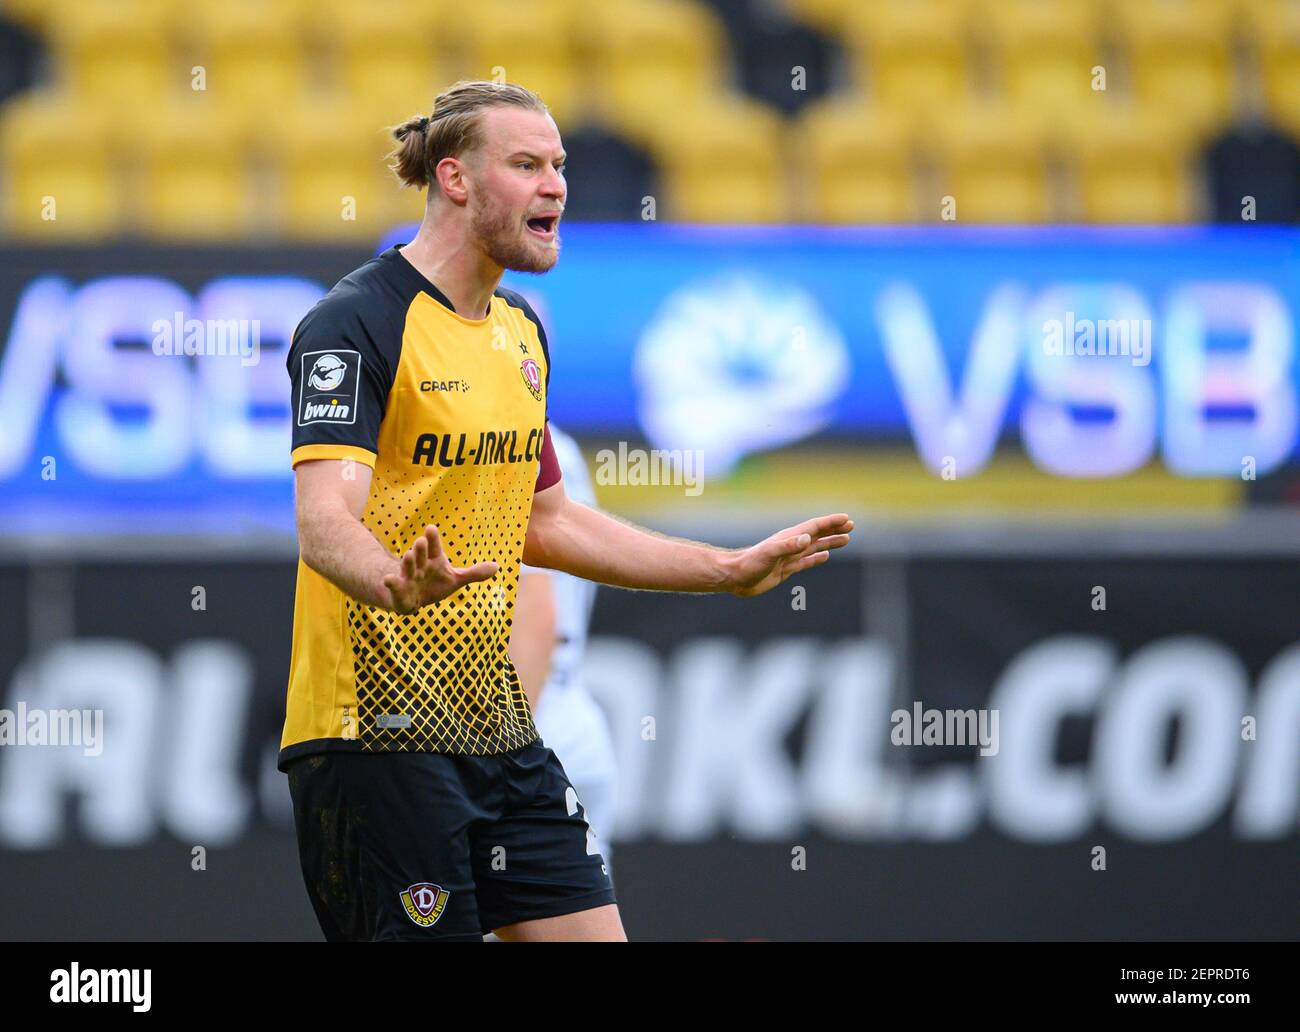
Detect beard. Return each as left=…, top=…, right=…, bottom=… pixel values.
left=470, top=193, right=559, bottom=274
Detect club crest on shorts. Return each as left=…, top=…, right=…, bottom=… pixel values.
left=400, top=882, right=450, bottom=927
left=520, top=357, right=542, bottom=400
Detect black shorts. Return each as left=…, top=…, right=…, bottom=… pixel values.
left=285, top=742, right=617, bottom=941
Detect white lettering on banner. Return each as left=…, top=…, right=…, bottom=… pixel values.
left=0, top=276, right=66, bottom=477
left=1022, top=285, right=1157, bottom=476
left=661, top=638, right=818, bottom=840
left=58, top=278, right=195, bottom=477
left=1234, top=644, right=1300, bottom=835
left=984, top=637, right=1115, bottom=841
left=801, top=640, right=908, bottom=837
left=0, top=634, right=1295, bottom=846
left=161, top=642, right=254, bottom=845
left=195, top=279, right=324, bottom=476
left=583, top=639, right=662, bottom=840
left=1, top=275, right=1294, bottom=482
left=875, top=279, right=1297, bottom=478
left=876, top=281, right=1026, bottom=477
left=592, top=633, right=1297, bottom=843
left=1163, top=284, right=1296, bottom=477
left=658, top=638, right=749, bottom=840
left=0, top=275, right=326, bottom=482
left=1094, top=638, right=1247, bottom=840
left=0, top=642, right=161, bottom=847
left=0, top=641, right=250, bottom=848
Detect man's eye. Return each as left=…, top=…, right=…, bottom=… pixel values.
left=517, top=161, right=534, bottom=171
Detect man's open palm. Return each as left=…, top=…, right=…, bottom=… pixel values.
left=728, top=513, right=854, bottom=598
left=383, top=524, right=499, bottom=615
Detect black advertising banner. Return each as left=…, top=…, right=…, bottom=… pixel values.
left=0, top=551, right=1295, bottom=940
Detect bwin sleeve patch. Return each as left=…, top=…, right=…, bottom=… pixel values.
left=297, top=350, right=361, bottom=426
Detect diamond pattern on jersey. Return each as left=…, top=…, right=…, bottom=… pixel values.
left=349, top=462, right=538, bottom=755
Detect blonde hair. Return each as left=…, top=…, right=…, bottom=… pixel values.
left=387, top=80, right=549, bottom=189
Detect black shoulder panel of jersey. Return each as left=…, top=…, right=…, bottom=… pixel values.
left=286, top=249, right=426, bottom=458
left=495, top=286, right=551, bottom=391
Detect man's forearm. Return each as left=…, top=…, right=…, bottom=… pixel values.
left=527, top=499, right=735, bottom=592
left=298, top=505, right=398, bottom=610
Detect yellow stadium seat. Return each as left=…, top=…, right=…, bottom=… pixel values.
left=784, top=0, right=859, bottom=34
left=458, top=2, right=581, bottom=127
left=190, top=2, right=308, bottom=111
left=982, top=0, right=1105, bottom=113
left=933, top=104, right=1052, bottom=222
left=1111, top=0, right=1244, bottom=39
left=1116, top=3, right=1236, bottom=131
left=39, top=0, right=191, bottom=35
left=272, top=105, right=396, bottom=240
left=135, top=102, right=254, bottom=239
left=841, top=3, right=972, bottom=114
left=311, top=0, right=448, bottom=39
left=847, top=0, right=976, bottom=28
left=579, top=0, right=727, bottom=147
left=1241, top=0, right=1298, bottom=37
left=47, top=1, right=174, bottom=103
left=793, top=98, right=915, bottom=223
left=1, top=0, right=51, bottom=30
left=656, top=100, right=786, bottom=223
left=344, top=82, right=444, bottom=137
left=320, top=3, right=446, bottom=119
left=0, top=91, right=121, bottom=238
left=1251, top=3, right=1300, bottom=134
left=1066, top=105, right=1196, bottom=223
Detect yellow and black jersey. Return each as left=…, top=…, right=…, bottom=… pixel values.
left=278, top=244, right=562, bottom=769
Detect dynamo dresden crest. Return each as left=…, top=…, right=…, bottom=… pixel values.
left=400, top=882, right=450, bottom=927
left=520, top=357, right=542, bottom=401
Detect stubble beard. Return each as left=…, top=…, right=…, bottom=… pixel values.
left=471, top=194, right=559, bottom=274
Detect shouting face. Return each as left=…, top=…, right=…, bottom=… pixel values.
left=465, top=105, right=567, bottom=274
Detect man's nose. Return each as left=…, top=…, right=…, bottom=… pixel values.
left=540, top=166, right=565, bottom=200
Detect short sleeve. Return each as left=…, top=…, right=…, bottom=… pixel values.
left=534, top=421, right=562, bottom=493
left=287, top=299, right=394, bottom=469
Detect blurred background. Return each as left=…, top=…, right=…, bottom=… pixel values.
left=0, top=0, right=1296, bottom=940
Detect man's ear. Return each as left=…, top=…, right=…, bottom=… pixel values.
left=433, top=156, right=470, bottom=205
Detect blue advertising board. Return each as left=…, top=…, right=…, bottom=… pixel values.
left=0, top=226, right=1295, bottom=531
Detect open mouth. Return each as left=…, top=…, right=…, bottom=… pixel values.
left=525, top=214, right=559, bottom=238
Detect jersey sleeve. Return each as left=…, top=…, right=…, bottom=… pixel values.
left=534, top=421, right=562, bottom=492
left=286, top=298, right=395, bottom=469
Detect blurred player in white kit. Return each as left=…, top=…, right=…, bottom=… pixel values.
left=510, top=424, right=617, bottom=864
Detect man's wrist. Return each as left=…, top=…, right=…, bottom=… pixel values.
left=709, top=547, right=740, bottom=593
left=371, top=556, right=401, bottom=611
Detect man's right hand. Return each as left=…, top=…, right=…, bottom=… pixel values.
left=382, top=524, right=499, bottom=615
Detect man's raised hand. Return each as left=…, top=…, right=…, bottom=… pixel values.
left=382, top=524, right=499, bottom=615
left=725, top=513, right=854, bottom=598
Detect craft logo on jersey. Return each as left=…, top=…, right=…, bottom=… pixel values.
left=400, top=882, right=450, bottom=927
left=298, top=350, right=360, bottom=426
left=520, top=357, right=542, bottom=401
